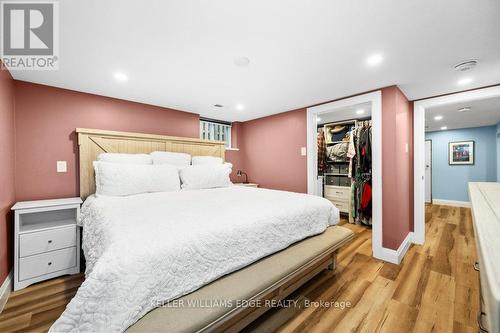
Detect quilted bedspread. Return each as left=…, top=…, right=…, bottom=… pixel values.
left=49, top=186, right=339, bottom=332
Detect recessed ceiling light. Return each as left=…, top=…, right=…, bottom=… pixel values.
left=214, top=104, right=224, bottom=108
left=235, top=104, right=245, bottom=111
left=458, top=107, right=471, bottom=112
left=366, top=53, right=383, bottom=67
left=440, top=126, right=448, bottom=130
left=457, top=77, right=473, bottom=85
left=114, top=72, right=128, bottom=81
left=234, top=56, right=250, bottom=67
left=434, top=115, right=443, bottom=121
left=356, top=109, right=365, bottom=115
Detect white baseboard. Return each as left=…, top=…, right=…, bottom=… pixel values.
left=0, top=270, right=13, bottom=313
left=373, top=232, right=413, bottom=265
left=432, top=199, right=471, bottom=208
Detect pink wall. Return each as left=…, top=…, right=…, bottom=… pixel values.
left=0, top=66, right=15, bottom=285
left=238, top=109, right=307, bottom=193
left=235, top=87, right=414, bottom=250
left=381, top=86, right=413, bottom=249
left=14, top=82, right=200, bottom=201
left=3, top=80, right=414, bottom=284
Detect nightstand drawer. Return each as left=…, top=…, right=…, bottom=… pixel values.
left=19, top=247, right=77, bottom=281
left=19, top=226, right=76, bottom=257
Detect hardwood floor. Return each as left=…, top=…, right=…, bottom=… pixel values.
left=0, top=274, right=84, bottom=332
left=245, top=204, right=480, bottom=333
left=0, top=204, right=479, bottom=333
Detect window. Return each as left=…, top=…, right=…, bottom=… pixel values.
left=200, top=118, right=232, bottom=148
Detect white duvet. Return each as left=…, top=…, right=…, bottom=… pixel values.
left=50, top=186, right=339, bottom=332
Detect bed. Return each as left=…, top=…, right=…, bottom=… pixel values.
left=49, top=128, right=354, bottom=333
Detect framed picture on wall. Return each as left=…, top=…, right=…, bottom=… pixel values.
left=449, top=141, right=475, bottom=165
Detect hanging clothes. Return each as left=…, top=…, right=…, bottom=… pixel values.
left=361, top=182, right=372, bottom=209
left=317, top=130, right=327, bottom=174
left=347, top=126, right=356, bottom=178
left=349, top=120, right=372, bottom=226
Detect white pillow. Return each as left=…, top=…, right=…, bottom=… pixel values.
left=191, top=156, right=223, bottom=165
left=94, top=161, right=180, bottom=196
left=180, top=164, right=232, bottom=190
left=151, top=151, right=191, bottom=168
left=97, top=153, right=152, bottom=164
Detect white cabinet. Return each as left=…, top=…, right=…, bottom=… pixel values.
left=324, top=185, right=350, bottom=213
left=12, top=197, right=82, bottom=290
left=469, top=182, right=500, bottom=333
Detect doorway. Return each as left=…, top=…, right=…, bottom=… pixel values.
left=307, top=91, right=386, bottom=261
left=317, top=103, right=372, bottom=225
left=425, top=140, right=432, bottom=203
left=413, top=85, right=500, bottom=244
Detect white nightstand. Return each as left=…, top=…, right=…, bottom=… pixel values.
left=12, top=197, right=82, bottom=291
left=234, top=183, right=259, bottom=188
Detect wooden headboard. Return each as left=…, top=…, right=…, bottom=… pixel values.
left=77, top=128, right=225, bottom=199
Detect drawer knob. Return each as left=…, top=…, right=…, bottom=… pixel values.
left=48, top=262, right=52, bottom=266
left=48, top=240, right=53, bottom=244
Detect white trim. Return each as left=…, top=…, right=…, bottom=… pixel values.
left=432, top=199, right=471, bottom=208
left=373, top=232, right=413, bottom=264
left=413, top=86, right=500, bottom=246
left=225, top=147, right=240, bottom=151
left=413, top=100, right=426, bottom=244
left=306, top=91, right=386, bottom=262
left=0, top=270, right=13, bottom=313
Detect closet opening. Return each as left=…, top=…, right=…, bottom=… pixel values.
left=307, top=91, right=383, bottom=261
left=317, top=103, right=373, bottom=226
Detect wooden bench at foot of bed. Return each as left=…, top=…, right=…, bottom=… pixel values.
left=126, top=225, right=354, bottom=333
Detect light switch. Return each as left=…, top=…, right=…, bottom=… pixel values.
left=301, top=147, right=307, bottom=156
left=405, top=143, right=409, bottom=153
left=57, top=161, right=67, bottom=173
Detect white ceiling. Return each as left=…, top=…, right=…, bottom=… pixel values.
left=426, top=96, right=500, bottom=132
left=10, top=0, right=500, bottom=122
left=317, top=102, right=371, bottom=125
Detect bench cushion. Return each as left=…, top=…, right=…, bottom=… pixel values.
left=127, top=225, right=353, bottom=333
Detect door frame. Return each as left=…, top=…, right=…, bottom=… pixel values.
left=425, top=139, right=432, bottom=204
left=306, top=91, right=385, bottom=261
left=413, top=85, right=500, bottom=244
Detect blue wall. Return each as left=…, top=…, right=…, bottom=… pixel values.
left=425, top=125, right=497, bottom=202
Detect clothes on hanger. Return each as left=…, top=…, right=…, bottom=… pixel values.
left=347, top=126, right=356, bottom=178
left=350, top=120, right=372, bottom=225
left=317, top=129, right=327, bottom=174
